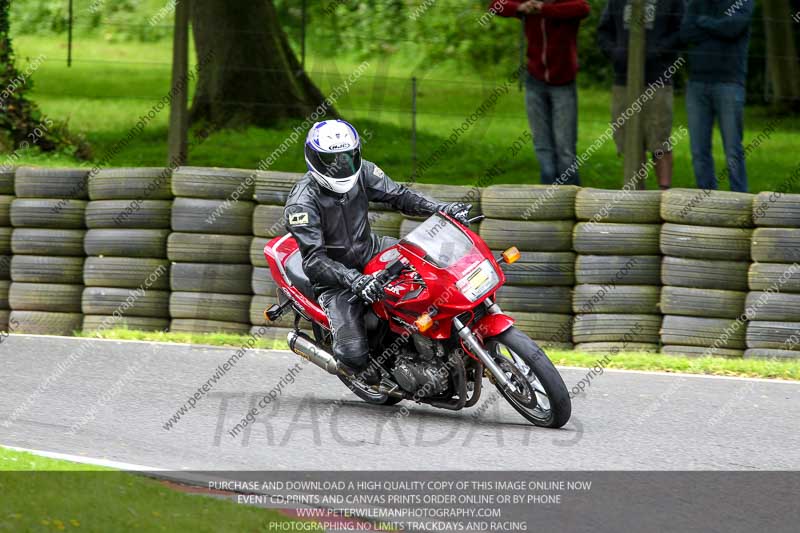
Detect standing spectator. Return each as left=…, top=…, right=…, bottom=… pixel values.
left=598, top=0, right=684, bottom=190
left=681, top=0, right=755, bottom=192
left=490, top=0, right=591, bottom=185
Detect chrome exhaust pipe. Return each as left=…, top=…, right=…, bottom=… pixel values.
left=287, top=330, right=340, bottom=375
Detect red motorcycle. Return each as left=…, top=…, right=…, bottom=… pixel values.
left=264, top=212, right=571, bottom=428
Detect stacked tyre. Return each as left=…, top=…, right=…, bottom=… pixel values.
left=659, top=189, right=754, bottom=357
left=251, top=171, right=304, bottom=342
left=0, top=168, right=14, bottom=331
left=169, top=167, right=255, bottom=335
left=479, top=185, right=576, bottom=350
left=744, top=193, right=800, bottom=359
left=82, top=168, right=173, bottom=333
left=9, top=167, right=88, bottom=335
left=571, top=188, right=663, bottom=353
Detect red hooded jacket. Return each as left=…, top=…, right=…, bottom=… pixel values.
left=490, top=0, right=590, bottom=85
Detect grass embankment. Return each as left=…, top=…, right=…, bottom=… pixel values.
left=0, top=447, right=301, bottom=531
left=77, top=327, right=289, bottom=350
left=9, top=34, right=800, bottom=192
left=76, top=328, right=800, bottom=381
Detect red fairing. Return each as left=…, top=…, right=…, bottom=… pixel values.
left=472, top=313, right=515, bottom=341
left=264, top=213, right=509, bottom=342
left=263, top=235, right=329, bottom=328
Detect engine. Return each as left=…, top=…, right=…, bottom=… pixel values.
left=391, top=335, right=450, bottom=397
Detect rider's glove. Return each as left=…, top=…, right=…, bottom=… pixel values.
left=351, top=274, right=385, bottom=304
left=441, top=202, right=472, bottom=226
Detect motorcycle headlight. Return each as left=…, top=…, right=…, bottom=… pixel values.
left=456, top=259, right=499, bottom=302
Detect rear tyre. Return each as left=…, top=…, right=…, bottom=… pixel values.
left=0, top=168, right=14, bottom=194
left=168, top=233, right=252, bottom=264
left=11, top=199, right=87, bottom=229
left=479, top=219, right=573, bottom=252
left=89, top=168, right=172, bottom=200
left=14, top=167, right=89, bottom=199
left=337, top=373, right=404, bottom=406
left=485, top=326, right=571, bottom=428
left=254, top=171, right=302, bottom=205
left=172, top=167, right=255, bottom=199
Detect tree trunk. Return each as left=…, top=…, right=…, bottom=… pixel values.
left=762, top=0, right=800, bottom=109
left=190, top=0, right=336, bottom=128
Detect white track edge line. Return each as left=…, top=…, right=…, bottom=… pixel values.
left=1, top=444, right=165, bottom=471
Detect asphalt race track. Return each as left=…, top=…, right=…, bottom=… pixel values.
left=1, top=334, right=799, bottom=471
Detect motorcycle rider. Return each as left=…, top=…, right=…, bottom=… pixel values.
left=284, top=119, right=471, bottom=384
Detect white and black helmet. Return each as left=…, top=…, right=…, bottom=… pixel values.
left=304, top=119, right=362, bottom=194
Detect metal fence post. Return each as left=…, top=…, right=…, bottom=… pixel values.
left=301, top=0, right=307, bottom=70
left=518, top=16, right=525, bottom=92
left=67, top=0, right=73, bottom=67
left=411, top=76, right=418, bottom=179
left=167, top=0, right=190, bottom=166
left=623, top=0, right=646, bottom=189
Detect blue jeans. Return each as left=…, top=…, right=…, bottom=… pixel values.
left=524, top=74, right=579, bottom=185
left=686, top=81, right=748, bottom=192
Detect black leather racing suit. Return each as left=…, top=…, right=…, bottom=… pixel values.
left=283, top=160, right=444, bottom=369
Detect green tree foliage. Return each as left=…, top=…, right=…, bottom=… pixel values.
left=273, top=0, right=613, bottom=83
left=11, top=0, right=171, bottom=41
left=1, top=0, right=90, bottom=157
left=9, top=0, right=799, bottom=99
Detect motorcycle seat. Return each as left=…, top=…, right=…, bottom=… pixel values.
left=285, top=250, right=316, bottom=301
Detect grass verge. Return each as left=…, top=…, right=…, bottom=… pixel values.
left=0, top=447, right=301, bottom=531
left=73, top=329, right=800, bottom=381
left=76, top=327, right=289, bottom=351
left=548, top=350, right=800, bottom=381
left=0, top=447, right=107, bottom=472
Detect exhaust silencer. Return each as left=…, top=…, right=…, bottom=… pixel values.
left=287, top=330, right=340, bottom=375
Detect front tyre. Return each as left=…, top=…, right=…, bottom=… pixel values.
left=485, top=327, right=571, bottom=428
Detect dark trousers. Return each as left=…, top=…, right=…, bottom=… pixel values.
left=318, top=235, right=397, bottom=369
left=686, top=81, right=748, bottom=192
left=525, top=73, right=580, bottom=185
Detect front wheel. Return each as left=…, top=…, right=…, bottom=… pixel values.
left=485, top=327, right=571, bottom=428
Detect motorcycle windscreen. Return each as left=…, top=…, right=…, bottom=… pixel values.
left=401, top=215, right=499, bottom=301
left=401, top=214, right=478, bottom=269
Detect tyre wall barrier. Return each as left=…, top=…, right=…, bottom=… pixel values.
left=4, top=167, right=799, bottom=359
left=169, top=167, right=255, bottom=335
left=0, top=167, right=14, bottom=331
left=658, top=189, right=755, bottom=357
left=252, top=171, right=301, bottom=342
left=83, top=168, right=173, bottom=334
left=571, top=188, right=662, bottom=354
left=479, top=185, right=578, bottom=349
left=745, top=193, right=800, bottom=358
left=9, top=167, right=88, bottom=336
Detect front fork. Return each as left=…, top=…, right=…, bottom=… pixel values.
left=452, top=300, right=514, bottom=391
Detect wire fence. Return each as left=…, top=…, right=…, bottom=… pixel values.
left=9, top=1, right=800, bottom=188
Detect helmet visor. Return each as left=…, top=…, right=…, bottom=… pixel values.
left=307, top=146, right=362, bottom=181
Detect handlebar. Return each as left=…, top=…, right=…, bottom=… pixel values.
left=347, top=259, right=408, bottom=304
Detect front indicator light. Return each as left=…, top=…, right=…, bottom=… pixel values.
left=415, top=313, right=434, bottom=332
left=502, top=246, right=521, bottom=264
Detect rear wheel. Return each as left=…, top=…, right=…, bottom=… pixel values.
left=485, top=327, right=571, bottom=428
left=337, top=374, right=403, bottom=406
